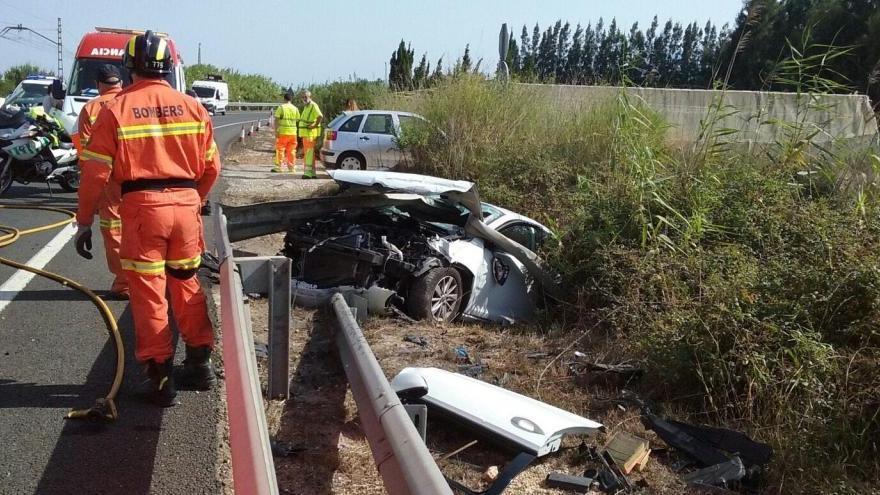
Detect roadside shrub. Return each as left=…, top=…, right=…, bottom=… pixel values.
left=304, top=79, right=389, bottom=122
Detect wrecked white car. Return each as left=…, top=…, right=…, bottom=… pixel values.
left=222, top=170, right=560, bottom=324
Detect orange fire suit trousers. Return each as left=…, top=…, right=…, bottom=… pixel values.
left=274, top=134, right=297, bottom=168
left=302, top=137, right=317, bottom=177
left=98, top=183, right=127, bottom=295
left=119, top=188, right=213, bottom=363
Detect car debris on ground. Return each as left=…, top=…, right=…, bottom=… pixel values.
left=404, top=334, right=429, bottom=347
left=626, top=394, right=773, bottom=489
left=391, top=367, right=603, bottom=494
left=603, top=431, right=651, bottom=475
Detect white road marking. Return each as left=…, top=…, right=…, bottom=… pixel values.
left=214, top=118, right=268, bottom=130
left=0, top=223, right=77, bottom=314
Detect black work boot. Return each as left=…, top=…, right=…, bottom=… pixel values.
left=146, top=360, right=178, bottom=407
left=179, top=346, right=218, bottom=390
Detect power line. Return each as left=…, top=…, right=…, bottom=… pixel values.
left=0, top=20, right=64, bottom=77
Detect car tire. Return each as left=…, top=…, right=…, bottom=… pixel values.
left=407, top=267, right=463, bottom=322
left=336, top=151, right=366, bottom=170
left=57, top=169, right=79, bottom=192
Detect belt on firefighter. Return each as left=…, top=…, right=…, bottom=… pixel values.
left=121, top=178, right=197, bottom=195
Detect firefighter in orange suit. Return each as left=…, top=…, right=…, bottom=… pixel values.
left=76, top=64, right=127, bottom=299
left=74, top=31, right=220, bottom=407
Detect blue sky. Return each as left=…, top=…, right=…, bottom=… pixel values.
left=0, top=0, right=744, bottom=87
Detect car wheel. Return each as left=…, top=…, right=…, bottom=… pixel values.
left=57, top=168, right=80, bottom=192
left=407, top=267, right=463, bottom=322
left=337, top=151, right=366, bottom=170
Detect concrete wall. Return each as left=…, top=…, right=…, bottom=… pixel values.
left=521, top=83, right=879, bottom=145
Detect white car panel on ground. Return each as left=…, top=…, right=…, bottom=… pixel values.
left=391, top=367, right=603, bottom=456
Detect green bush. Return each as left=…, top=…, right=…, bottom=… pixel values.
left=184, top=64, right=282, bottom=102
left=301, top=79, right=388, bottom=122
left=386, top=76, right=880, bottom=491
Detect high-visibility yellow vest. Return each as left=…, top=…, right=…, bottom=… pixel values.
left=274, top=102, right=300, bottom=136
left=297, top=101, right=323, bottom=139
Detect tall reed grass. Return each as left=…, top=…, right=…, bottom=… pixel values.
left=383, top=74, right=880, bottom=492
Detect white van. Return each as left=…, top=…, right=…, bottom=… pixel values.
left=191, top=76, right=228, bottom=116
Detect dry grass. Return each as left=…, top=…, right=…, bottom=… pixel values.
left=362, top=316, right=694, bottom=494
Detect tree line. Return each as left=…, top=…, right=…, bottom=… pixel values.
left=0, top=64, right=54, bottom=97
left=388, top=0, right=880, bottom=103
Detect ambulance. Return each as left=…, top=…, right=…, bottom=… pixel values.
left=62, top=27, right=186, bottom=131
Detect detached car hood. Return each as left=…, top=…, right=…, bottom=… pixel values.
left=223, top=170, right=561, bottom=299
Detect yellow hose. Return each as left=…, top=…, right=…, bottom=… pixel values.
left=0, top=204, right=124, bottom=421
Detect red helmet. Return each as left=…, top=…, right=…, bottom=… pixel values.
left=123, top=30, right=172, bottom=76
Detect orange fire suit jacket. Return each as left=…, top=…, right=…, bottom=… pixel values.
left=76, top=79, right=220, bottom=227
left=77, top=86, right=122, bottom=151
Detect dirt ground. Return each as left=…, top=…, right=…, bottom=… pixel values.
left=220, top=130, right=707, bottom=494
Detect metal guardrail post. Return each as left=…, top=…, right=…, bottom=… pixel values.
left=237, top=256, right=292, bottom=400
left=268, top=257, right=291, bottom=400
left=331, top=293, right=453, bottom=495
left=214, top=208, right=279, bottom=495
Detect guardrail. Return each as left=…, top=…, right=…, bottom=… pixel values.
left=226, top=102, right=277, bottom=111
left=331, top=293, right=453, bottom=495
left=215, top=208, right=279, bottom=495
left=218, top=203, right=453, bottom=494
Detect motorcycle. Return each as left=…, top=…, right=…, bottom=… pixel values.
left=0, top=106, right=79, bottom=196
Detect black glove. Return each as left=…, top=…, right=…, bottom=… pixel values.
left=75, top=226, right=93, bottom=259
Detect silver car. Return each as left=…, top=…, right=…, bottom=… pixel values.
left=283, top=171, right=555, bottom=324
left=320, top=110, right=424, bottom=170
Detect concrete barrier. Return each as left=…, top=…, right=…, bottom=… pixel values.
left=520, top=83, right=879, bottom=145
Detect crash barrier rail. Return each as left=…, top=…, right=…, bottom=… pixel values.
left=330, top=293, right=454, bottom=495
left=226, top=102, right=277, bottom=111
left=215, top=208, right=280, bottom=495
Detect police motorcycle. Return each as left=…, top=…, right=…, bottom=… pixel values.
left=0, top=104, right=80, bottom=196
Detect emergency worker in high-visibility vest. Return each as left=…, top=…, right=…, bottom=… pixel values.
left=76, top=64, right=127, bottom=298
left=74, top=30, right=220, bottom=407
left=297, top=90, right=323, bottom=179
left=273, top=90, right=300, bottom=173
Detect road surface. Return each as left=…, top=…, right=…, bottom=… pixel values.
left=0, top=112, right=265, bottom=495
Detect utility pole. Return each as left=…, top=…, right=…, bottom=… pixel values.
left=198, top=42, right=201, bottom=65
left=57, top=18, right=62, bottom=79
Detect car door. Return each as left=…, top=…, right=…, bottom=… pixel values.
left=334, top=113, right=364, bottom=158
left=357, top=113, right=396, bottom=170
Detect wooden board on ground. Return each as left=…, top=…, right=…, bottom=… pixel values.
left=603, top=432, right=650, bottom=474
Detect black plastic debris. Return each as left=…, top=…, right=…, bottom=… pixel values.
left=641, top=411, right=730, bottom=467
left=458, top=361, right=488, bottom=378
left=270, top=440, right=306, bottom=457
left=682, top=457, right=746, bottom=487
left=666, top=420, right=773, bottom=468
left=585, top=445, right=632, bottom=493
left=628, top=395, right=772, bottom=488
left=546, top=472, right=594, bottom=491
left=404, top=334, right=429, bottom=347
left=253, top=342, right=269, bottom=359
